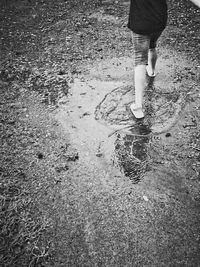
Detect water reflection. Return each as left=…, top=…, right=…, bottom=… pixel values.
left=114, top=121, right=151, bottom=183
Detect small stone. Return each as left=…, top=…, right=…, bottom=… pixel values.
left=143, top=195, right=149, bottom=202
left=165, top=133, right=171, bottom=137
left=58, top=70, right=66, bottom=75
left=37, top=152, right=44, bottom=159
left=96, top=152, right=103, bottom=157
left=55, top=164, right=69, bottom=173
left=66, top=152, right=79, bottom=162
left=80, top=112, right=90, bottom=118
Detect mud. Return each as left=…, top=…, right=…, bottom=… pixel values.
left=1, top=0, right=200, bottom=266
left=54, top=44, right=200, bottom=265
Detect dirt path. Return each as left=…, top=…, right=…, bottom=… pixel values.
left=54, top=48, right=200, bottom=266
left=1, top=0, right=200, bottom=266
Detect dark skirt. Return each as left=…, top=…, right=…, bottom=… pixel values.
left=128, top=0, right=168, bottom=35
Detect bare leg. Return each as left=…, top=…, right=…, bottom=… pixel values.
left=134, top=64, right=146, bottom=107
left=147, top=48, right=157, bottom=76
left=130, top=64, right=146, bottom=118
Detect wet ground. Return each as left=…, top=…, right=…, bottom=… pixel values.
left=1, top=0, right=200, bottom=266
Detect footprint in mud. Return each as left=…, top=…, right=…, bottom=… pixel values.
left=95, top=85, right=133, bottom=126
left=95, top=84, right=185, bottom=134
left=114, top=121, right=151, bottom=183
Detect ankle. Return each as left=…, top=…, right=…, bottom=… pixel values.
left=146, top=65, right=156, bottom=77
left=133, top=102, right=142, bottom=109
left=147, top=65, right=154, bottom=72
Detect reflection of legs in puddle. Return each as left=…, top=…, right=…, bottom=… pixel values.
left=130, top=32, right=162, bottom=119
left=114, top=121, right=151, bottom=183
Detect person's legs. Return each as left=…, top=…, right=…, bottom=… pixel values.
left=131, top=32, right=149, bottom=118
left=147, top=48, right=157, bottom=77
left=134, top=64, right=146, bottom=107
left=146, top=31, right=162, bottom=77
left=131, top=31, right=163, bottom=118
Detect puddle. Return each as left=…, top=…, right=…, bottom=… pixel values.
left=54, top=50, right=200, bottom=265
left=56, top=51, right=199, bottom=189
left=95, top=85, right=133, bottom=126
left=95, top=83, right=186, bottom=134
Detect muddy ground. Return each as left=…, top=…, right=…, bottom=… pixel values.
left=1, top=0, right=200, bottom=266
